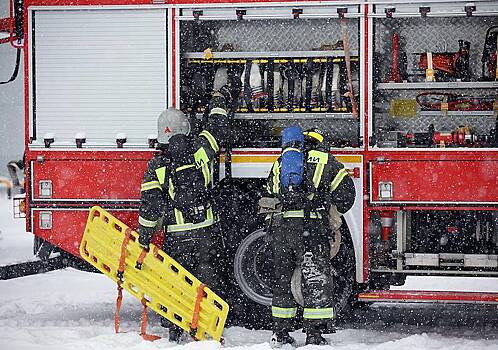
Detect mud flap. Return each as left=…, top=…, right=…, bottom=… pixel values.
left=80, top=206, right=229, bottom=341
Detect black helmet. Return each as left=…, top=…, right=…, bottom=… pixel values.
left=304, top=128, right=329, bottom=151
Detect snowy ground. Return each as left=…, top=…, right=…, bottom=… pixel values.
left=1, top=197, right=498, bottom=349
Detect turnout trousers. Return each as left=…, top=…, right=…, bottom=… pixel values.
left=270, top=217, right=335, bottom=332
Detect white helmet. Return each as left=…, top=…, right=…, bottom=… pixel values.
left=157, top=108, right=191, bottom=144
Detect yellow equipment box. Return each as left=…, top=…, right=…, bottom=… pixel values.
left=80, top=206, right=229, bottom=341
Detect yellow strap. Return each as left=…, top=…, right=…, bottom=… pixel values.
left=271, top=306, right=297, bottom=319
left=303, top=307, right=335, bottom=320
left=155, top=167, right=167, bottom=185
left=200, top=130, right=220, bottom=153
left=141, top=181, right=162, bottom=192
left=139, top=216, right=158, bottom=228
left=330, top=168, right=348, bottom=192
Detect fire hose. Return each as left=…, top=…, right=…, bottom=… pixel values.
left=339, top=15, right=358, bottom=118
left=416, top=92, right=495, bottom=112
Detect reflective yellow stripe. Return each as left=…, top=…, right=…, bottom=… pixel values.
left=303, top=131, right=324, bottom=143
left=281, top=210, right=322, bottom=219
left=308, top=150, right=328, bottom=190
left=194, top=148, right=211, bottom=187
left=174, top=208, right=185, bottom=225
left=282, top=147, right=301, bottom=155
left=330, top=168, right=349, bottom=192
left=206, top=207, right=213, bottom=221
left=175, top=164, right=195, bottom=172
left=168, top=177, right=175, bottom=199
left=313, top=163, right=324, bottom=189
left=155, top=166, right=166, bottom=185
left=271, top=306, right=297, bottom=319
left=272, top=162, right=281, bottom=194
left=200, top=130, right=219, bottom=153
left=307, top=150, right=329, bottom=164
left=141, top=181, right=162, bottom=192
left=139, top=216, right=158, bottom=228
left=303, top=307, right=335, bottom=320
left=209, top=107, right=227, bottom=117
left=167, top=217, right=216, bottom=232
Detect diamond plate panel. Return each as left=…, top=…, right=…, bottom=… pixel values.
left=181, top=18, right=359, bottom=52
left=374, top=16, right=498, bottom=82
left=373, top=15, right=498, bottom=146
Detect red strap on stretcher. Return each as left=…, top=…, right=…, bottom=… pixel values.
left=114, top=228, right=161, bottom=341
left=190, top=283, right=207, bottom=339
left=140, top=299, right=162, bottom=341
left=115, top=228, right=132, bottom=334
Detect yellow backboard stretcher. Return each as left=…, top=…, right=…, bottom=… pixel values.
left=79, top=206, right=229, bottom=342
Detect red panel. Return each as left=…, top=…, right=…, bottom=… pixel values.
left=370, top=160, right=498, bottom=203
left=33, top=209, right=139, bottom=257
left=358, top=290, right=498, bottom=304
left=32, top=159, right=148, bottom=200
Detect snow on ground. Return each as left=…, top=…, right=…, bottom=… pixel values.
left=0, top=193, right=34, bottom=265
left=1, top=197, right=498, bottom=349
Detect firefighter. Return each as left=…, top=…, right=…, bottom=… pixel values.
left=263, top=126, right=355, bottom=347
left=137, top=92, right=230, bottom=343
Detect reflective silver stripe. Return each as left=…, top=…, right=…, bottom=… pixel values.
left=167, top=217, right=216, bottom=232
left=282, top=210, right=322, bottom=219
left=209, top=107, right=227, bottom=117
left=141, top=181, right=161, bottom=192
left=282, top=147, right=301, bottom=155
left=330, top=168, right=349, bottom=192
left=199, top=130, right=219, bottom=153
left=303, top=307, right=335, bottom=320
left=271, top=306, right=297, bottom=319
left=139, top=216, right=158, bottom=228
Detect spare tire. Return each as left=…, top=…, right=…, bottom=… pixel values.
left=234, top=221, right=355, bottom=315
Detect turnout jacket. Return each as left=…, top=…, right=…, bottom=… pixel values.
left=138, top=128, right=222, bottom=247
left=266, top=149, right=355, bottom=217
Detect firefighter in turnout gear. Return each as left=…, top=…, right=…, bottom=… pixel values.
left=264, top=126, right=355, bottom=347
left=137, top=92, right=230, bottom=343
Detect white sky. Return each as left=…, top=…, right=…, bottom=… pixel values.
left=0, top=2, right=24, bottom=177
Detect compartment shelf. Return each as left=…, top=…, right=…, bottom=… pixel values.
left=233, top=113, right=355, bottom=120
left=419, top=111, right=496, bottom=116
left=184, top=50, right=359, bottom=59
left=377, top=81, right=498, bottom=90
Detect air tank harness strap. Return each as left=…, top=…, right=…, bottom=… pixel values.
left=115, top=228, right=161, bottom=341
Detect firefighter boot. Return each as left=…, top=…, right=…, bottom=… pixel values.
left=305, top=328, right=328, bottom=346
left=270, top=330, right=296, bottom=348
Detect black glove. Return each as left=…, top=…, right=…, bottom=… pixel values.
left=138, top=225, right=154, bottom=248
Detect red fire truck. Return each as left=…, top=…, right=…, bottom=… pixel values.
left=2, top=0, right=498, bottom=323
